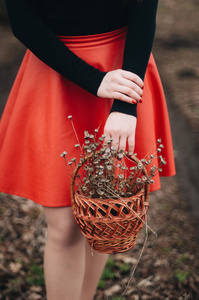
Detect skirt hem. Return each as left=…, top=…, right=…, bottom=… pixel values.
left=0, top=171, right=176, bottom=207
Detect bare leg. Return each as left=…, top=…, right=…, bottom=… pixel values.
left=43, top=206, right=86, bottom=300
left=81, top=241, right=109, bottom=300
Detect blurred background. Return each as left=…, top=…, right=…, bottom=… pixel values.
left=0, top=0, right=199, bottom=299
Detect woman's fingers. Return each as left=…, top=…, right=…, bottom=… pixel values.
left=122, top=70, right=144, bottom=89
left=111, top=92, right=137, bottom=104
left=118, top=136, right=126, bottom=152
left=104, top=112, right=137, bottom=154
left=127, top=134, right=135, bottom=155
left=113, top=85, right=142, bottom=103
left=97, top=69, right=144, bottom=104
left=109, top=134, right=119, bottom=151
left=119, top=77, right=143, bottom=97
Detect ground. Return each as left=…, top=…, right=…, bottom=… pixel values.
left=0, top=0, right=199, bottom=299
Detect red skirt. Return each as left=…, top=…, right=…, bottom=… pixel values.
left=0, top=27, right=175, bottom=207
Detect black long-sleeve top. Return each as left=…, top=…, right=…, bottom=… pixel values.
left=5, top=0, right=159, bottom=117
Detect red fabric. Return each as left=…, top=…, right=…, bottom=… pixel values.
left=0, top=27, right=175, bottom=207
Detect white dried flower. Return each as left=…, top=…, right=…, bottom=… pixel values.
left=142, top=176, right=147, bottom=182
left=107, top=165, right=113, bottom=171
left=111, top=146, right=116, bottom=151
left=97, top=189, right=104, bottom=196
left=60, top=151, right=67, bottom=157
left=117, top=153, right=124, bottom=159
left=117, top=174, right=124, bottom=179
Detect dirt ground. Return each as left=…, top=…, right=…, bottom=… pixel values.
left=0, top=0, right=199, bottom=299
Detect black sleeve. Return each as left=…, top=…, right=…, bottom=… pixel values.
left=111, top=0, right=159, bottom=117
left=6, top=0, right=158, bottom=118
left=5, top=0, right=106, bottom=96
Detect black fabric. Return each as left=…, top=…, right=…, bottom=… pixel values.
left=110, top=100, right=137, bottom=117
left=5, top=0, right=158, bottom=117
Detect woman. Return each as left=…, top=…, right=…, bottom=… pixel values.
left=0, top=0, right=175, bottom=299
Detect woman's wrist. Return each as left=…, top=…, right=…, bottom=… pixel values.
left=110, top=99, right=137, bottom=118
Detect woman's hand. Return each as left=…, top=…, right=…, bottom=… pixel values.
left=104, top=112, right=137, bottom=154
left=97, top=69, right=143, bottom=104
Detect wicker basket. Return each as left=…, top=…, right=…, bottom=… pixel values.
left=70, top=154, right=150, bottom=254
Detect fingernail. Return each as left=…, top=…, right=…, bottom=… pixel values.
left=139, top=99, right=143, bottom=103
left=131, top=100, right=137, bottom=104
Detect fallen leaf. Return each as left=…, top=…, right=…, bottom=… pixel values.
left=9, top=262, right=22, bottom=273
left=104, top=284, right=122, bottom=297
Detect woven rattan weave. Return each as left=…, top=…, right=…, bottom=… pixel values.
left=70, top=154, right=150, bottom=254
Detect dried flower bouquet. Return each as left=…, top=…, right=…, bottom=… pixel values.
left=61, top=117, right=166, bottom=254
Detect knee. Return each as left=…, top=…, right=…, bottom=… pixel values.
left=45, top=208, right=84, bottom=249
left=48, top=218, right=84, bottom=249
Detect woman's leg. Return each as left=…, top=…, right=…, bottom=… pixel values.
left=43, top=206, right=86, bottom=300
left=81, top=241, right=109, bottom=300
